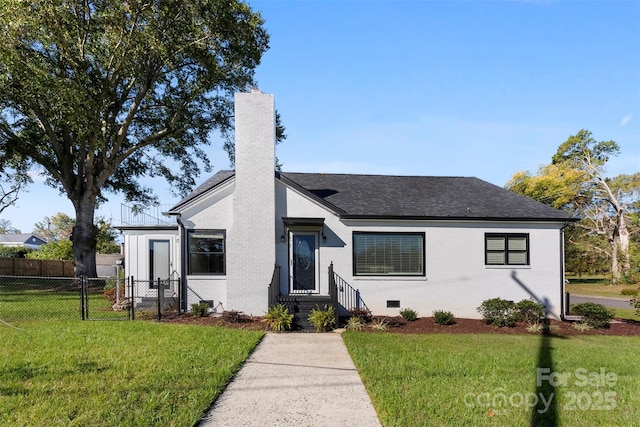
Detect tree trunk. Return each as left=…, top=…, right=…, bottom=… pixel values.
left=610, top=237, right=619, bottom=285
left=618, top=210, right=631, bottom=272
left=71, top=194, right=98, bottom=278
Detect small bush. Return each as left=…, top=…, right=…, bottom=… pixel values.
left=103, top=283, right=125, bottom=304
left=621, top=287, right=639, bottom=296
left=345, top=316, right=364, bottom=331
left=400, top=308, right=418, bottom=321
left=571, top=302, right=614, bottom=329
left=222, top=310, right=246, bottom=323
left=630, top=297, right=640, bottom=317
left=191, top=302, right=209, bottom=317
left=369, top=317, right=389, bottom=331
left=263, top=304, right=293, bottom=332
left=571, top=321, right=593, bottom=332
left=433, top=310, right=455, bottom=325
left=349, top=308, right=372, bottom=323
left=514, top=299, right=545, bottom=324
left=308, top=305, right=336, bottom=332
left=477, top=298, right=517, bottom=327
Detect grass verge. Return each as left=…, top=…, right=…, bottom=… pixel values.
left=0, top=320, right=263, bottom=426
left=343, top=332, right=640, bottom=426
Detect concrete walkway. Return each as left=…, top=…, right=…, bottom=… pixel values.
left=198, top=332, right=381, bottom=427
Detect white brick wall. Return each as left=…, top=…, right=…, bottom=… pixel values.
left=226, top=91, right=276, bottom=315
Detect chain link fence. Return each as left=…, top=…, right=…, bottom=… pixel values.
left=129, top=278, right=181, bottom=320
left=0, top=275, right=182, bottom=324
left=0, top=275, right=81, bottom=324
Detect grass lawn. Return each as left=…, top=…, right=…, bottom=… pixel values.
left=611, top=307, right=639, bottom=321
left=344, top=332, right=640, bottom=427
left=565, top=275, right=638, bottom=299
left=0, top=320, right=263, bottom=426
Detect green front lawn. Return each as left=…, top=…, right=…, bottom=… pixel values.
left=0, top=321, right=263, bottom=426
left=344, top=332, right=640, bottom=426
left=565, top=275, right=638, bottom=299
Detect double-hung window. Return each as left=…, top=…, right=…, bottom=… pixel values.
left=188, top=230, right=225, bottom=275
left=485, top=233, right=529, bottom=266
left=353, top=232, right=425, bottom=276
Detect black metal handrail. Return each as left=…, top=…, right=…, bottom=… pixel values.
left=329, top=262, right=370, bottom=313
left=268, top=264, right=280, bottom=307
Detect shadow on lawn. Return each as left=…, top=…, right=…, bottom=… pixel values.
left=511, top=271, right=568, bottom=427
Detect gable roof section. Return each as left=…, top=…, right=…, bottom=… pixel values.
left=0, top=234, right=47, bottom=245
left=171, top=171, right=575, bottom=222
left=169, top=170, right=235, bottom=213
left=281, top=173, right=574, bottom=221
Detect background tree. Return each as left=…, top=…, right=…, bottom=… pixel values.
left=95, top=218, right=121, bottom=254
left=0, top=219, right=21, bottom=234
left=506, top=130, right=639, bottom=283
left=33, top=212, right=75, bottom=242
left=0, top=155, right=31, bottom=215
left=0, top=0, right=271, bottom=277
left=26, top=239, right=74, bottom=260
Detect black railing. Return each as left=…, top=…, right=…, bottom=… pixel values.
left=329, top=262, right=369, bottom=313
left=268, top=264, right=281, bottom=307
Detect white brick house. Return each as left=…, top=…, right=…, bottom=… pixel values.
left=118, top=90, right=576, bottom=321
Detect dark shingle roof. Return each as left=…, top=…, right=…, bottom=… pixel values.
left=172, top=171, right=574, bottom=221
left=169, top=170, right=235, bottom=212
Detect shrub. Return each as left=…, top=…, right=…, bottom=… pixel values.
left=308, top=305, right=336, bottom=332
left=369, top=317, right=389, bottom=331
left=477, top=298, right=517, bottom=327
left=400, top=308, right=418, bottom=321
left=571, top=302, right=614, bottom=329
left=630, top=297, right=640, bottom=317
left=345, top=316, right=364, bottom=331
left=0, top=245, right=33, bottom=258
left=263, top=304, right=293, bottom=332
left=222, top=310, right=245, bottom=323
left=103, top=283, right=125, bottom=304
left=621, top=287, right=639, bottom=296
left=349, top=308, right=372, bottom=323
left=571, top=321, right=593, bottom=332
left=190, top=302, right=209, bottom=317
left=433, top=310, right=455, bottom=325
left=514, top=299, right=545, bottom=324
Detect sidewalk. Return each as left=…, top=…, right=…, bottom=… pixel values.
left=198, top=332, right=381, bottom=427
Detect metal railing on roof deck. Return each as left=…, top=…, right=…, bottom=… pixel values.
left=120, top=203, right=177, bottom=226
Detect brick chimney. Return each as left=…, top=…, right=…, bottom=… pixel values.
left=226, top=90, right=276, bottom=314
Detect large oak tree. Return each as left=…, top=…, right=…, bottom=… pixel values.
left=0, top=0, right=270, bottom=276
left=507, top=130, right=639, bottom=283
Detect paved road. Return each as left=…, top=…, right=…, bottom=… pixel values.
left=570, top=295, right=633, bottom=310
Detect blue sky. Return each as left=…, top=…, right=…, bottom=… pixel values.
left=2, top=0, right=639, bottom=234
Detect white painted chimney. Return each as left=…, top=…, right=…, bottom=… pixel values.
left=226, top=90, right=276, bottom=314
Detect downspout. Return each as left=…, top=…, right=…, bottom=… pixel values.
left=560, top=221, right=569, bottom=321
left=176, top=214, right=187, bottom=313
left=166, top=212, right=188, bottom=313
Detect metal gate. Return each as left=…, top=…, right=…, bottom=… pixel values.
left=80, top=276, right=130, bottom=320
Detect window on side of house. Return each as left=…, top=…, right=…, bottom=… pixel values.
left=188, top=230, right=225, bottom=275
left=353, top=232, right=425, bottom=276
left=485, top=233, right=529, bottom=266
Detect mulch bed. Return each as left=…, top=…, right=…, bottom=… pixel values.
left=162, top=313, right=640, bottom=336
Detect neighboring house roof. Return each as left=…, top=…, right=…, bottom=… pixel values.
left=0, top=234, right=47, bottom=246
left=171, top=170, right=575, bottom=222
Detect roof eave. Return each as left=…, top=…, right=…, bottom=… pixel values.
left=339, top=215, right=578, bottom=222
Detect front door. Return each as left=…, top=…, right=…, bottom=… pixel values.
left=149, top=239, right=170, bottom=289
left=290, top=232, right=318, bottom=293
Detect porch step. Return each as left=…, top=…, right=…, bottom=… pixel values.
left=275, top=295, right=335, bottom=331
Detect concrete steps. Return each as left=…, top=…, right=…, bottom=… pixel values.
left=275, top=295, right=335, bottom=331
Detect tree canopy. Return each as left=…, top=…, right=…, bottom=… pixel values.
left=506, top=130, right=639, bottom=283
left=0, top=0, right=271, bottom=276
